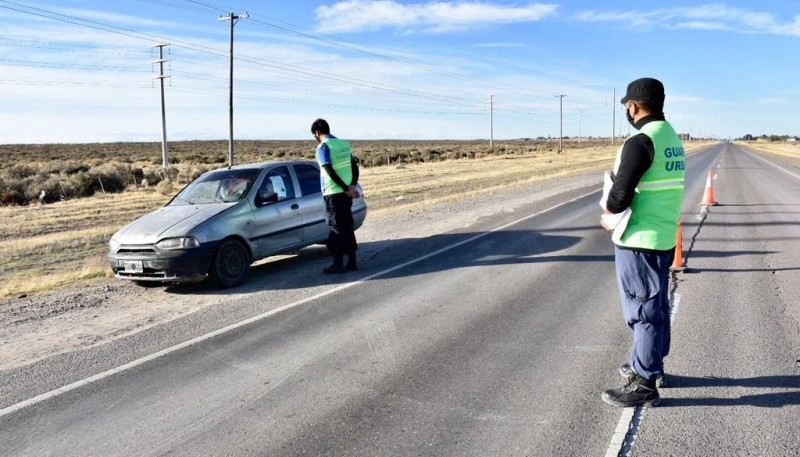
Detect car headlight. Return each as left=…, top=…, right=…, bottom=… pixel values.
left=109, top=237, right=120, bottom=252
left=156, top=237, right=201, bottom=250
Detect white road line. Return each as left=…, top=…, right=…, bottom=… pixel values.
left=0, top=188, right=601, bottom=418
left=604, top=407, right=635, bottom=457
left=604, top=287, right=683, bottom=457
left=671, top=292, right=682, bottom=323
left=745, top=149, right=800, bottom=180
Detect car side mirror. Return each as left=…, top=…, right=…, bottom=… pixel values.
left=256, top=190, right=279, bottom=206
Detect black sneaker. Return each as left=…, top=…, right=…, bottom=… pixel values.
left=620, top=363, right=667, bottom=388
left=323, top=264, right=346, bottom=274
left=602, top=375, right=661, bottom=407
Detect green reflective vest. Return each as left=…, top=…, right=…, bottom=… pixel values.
left=321, top=137, right=353, bottom=196
left=612, top=121, right=685, bottom=250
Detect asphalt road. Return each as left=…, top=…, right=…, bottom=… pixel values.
left=1, top=143, right=798, bottom=456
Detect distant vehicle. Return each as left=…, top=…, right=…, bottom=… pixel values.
left=108, top=160, right=367, bottom=288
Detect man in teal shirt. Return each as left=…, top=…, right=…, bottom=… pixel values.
left=312, top=118, right=360, bottom=274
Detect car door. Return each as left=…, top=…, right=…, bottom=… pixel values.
left=292, top=163, right=328, bottom=243
left=249, top=165, right=305, bottom=258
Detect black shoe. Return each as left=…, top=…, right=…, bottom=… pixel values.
left=620, top=363, right=667, bottom=388
left=602, top=374, right=660, bottom=407
left=323, top=264, right=346, bottom=274
left=346, top=251, right=358, bottom=271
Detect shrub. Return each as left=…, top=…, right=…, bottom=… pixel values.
left=0, top=178, right=26, bottom=205
left=42, top=160, right=69, bottom=175
left=97, top=173, right=125, bottom=193
left=132, top=168, right=145, bottom=186
left=65, top=163, right=90, bottom=175
left=152, top=156, right=180, bottom=165
left=156, top=179, right=176, bottom=196
left=38, top=176, right=66, bottom=203
left=92, top=163, right=144, bottom=187
left=65, top=173, right=97, bottom=198
left=142, top=169, right=163, bottom=187
left=61, top=172, right=122, bottom=198
left=177, top=165, right=210, bottom=184
left=4, top=164, right=38, bottom=180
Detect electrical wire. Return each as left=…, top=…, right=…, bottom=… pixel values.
left=0, top=0, right=613, bottom=129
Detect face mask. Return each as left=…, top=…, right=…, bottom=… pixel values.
left=626, top=109, right=635, bottom=127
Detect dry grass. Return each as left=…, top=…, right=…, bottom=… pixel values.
left=363, top=144, right=619, bottom=212
left=0, top=191, right=169, bottom=297
left=0, top=140, right=714, bottom=299
left=740, top=141, right=800, bottom=165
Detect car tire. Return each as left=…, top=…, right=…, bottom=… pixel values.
left=211, top=239, right=251, bottom=288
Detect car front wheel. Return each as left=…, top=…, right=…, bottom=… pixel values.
left=210, top=239, right=251, bottom=288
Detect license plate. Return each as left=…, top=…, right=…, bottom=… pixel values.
left=122, top=260, right=143, bottom=273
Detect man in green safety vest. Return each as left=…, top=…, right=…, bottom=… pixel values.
left=600, top=78, right=685, bottom=407
left=312, top=118, right=361, bottom=274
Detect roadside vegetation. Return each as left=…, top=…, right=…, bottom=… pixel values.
left=0, top=139, right=569, bottom=206
left=737, top=141, right=800, bottom=166
left=1, top=138, right=773, bottom=299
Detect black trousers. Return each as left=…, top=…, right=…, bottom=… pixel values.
left=324, top=193, right=357, bottom=258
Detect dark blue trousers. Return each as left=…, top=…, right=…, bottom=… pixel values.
left=614, top=246, right=674, bottom=379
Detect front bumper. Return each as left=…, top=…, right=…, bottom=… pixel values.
left=108, top=240, right=220, bottom=283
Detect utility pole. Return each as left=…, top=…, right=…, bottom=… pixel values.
left=555, top=94, right=566, bottom=152
left=489, top=94, right=494, bottom=148
left=612, top=88, right=616, bottom=146
left=219, top=11, right=248, bottom=168
left=153, top=43, right=171, bottom=168
left=578, top=109, right=582, bottom=144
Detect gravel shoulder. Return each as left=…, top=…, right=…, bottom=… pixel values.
left=0, top=171, right=600, bottom=373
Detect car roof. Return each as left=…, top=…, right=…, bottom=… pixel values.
left=210, top=159, right=317, bottom=173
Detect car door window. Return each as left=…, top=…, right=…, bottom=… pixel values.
left=260, top=166, right=295, bottom=201
left=293, top=163, right=321, bottom=197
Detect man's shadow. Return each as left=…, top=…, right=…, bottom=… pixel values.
left=659, top=374, right=800, bottom=408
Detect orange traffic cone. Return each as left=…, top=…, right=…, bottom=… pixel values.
left=670, top=218, right=686, bottom=272
left=699, top=170, right=718, bottom=206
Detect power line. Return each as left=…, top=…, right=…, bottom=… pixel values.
left=0, top=0, right=617, bottom=134
left=0, top=80, right=151, bottom=88
left=164, top=86, right=485, bottom=115
left=143, top=0, right=565, bottom=102
left=0, top=1, right=489, bottom=113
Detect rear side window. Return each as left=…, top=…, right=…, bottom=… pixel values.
left=294, top=164, right=321, bottom=196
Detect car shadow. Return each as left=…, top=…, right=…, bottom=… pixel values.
left=163, top=228, right=598, bottom=295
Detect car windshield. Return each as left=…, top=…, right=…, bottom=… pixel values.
left=171, top=168, right=259, bottom=205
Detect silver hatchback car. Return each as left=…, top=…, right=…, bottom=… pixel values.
left=108, top=160, right=367, bottom=287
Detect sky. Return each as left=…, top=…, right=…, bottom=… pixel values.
left=0, top=0, right=798, bottom=144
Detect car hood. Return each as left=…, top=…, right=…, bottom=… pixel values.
left=112, top=203, right=234, bottom=245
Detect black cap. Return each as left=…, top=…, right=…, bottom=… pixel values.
left=620, top=77, right=665, bottom=111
